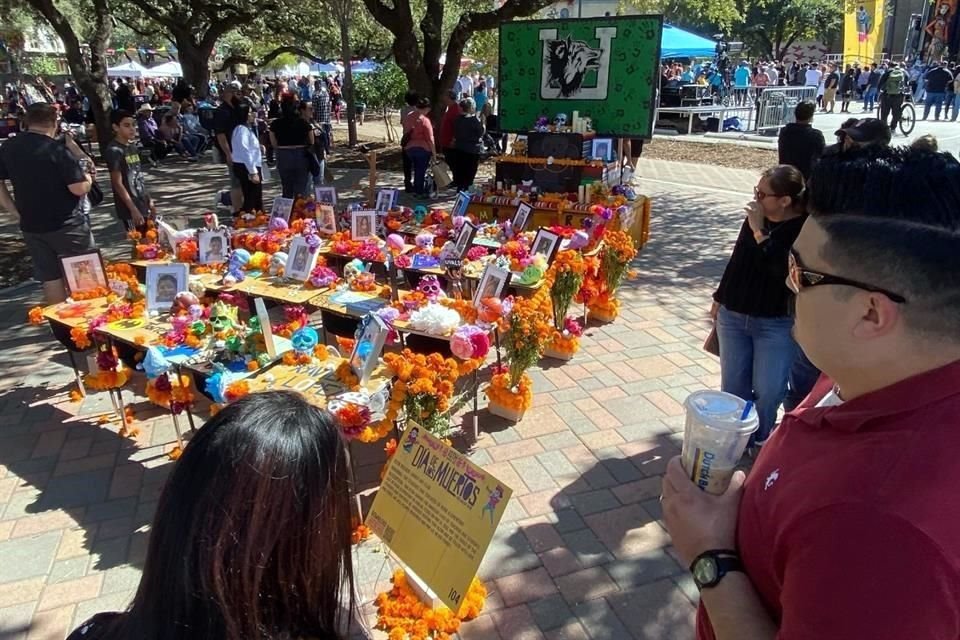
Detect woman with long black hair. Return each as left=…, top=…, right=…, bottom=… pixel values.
left=67, top=391, right=357, bottom=640
left=269, top=96, right=315, bottom=199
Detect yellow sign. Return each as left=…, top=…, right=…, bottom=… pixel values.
left=106, top=318, right=146, bottom=331
left=844, top=0, right=886, bottom=63
left=366, top=425, right=512, bottom=611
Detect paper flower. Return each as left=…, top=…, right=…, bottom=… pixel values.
left=451, top=324, right=490, bottom=360
left=408, top=303, right=460, bottom=336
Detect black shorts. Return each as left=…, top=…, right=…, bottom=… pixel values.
left=630, top=138, right=645, bottom=157
left=22, top=223, right=96, bottom=282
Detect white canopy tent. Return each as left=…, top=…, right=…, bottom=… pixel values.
left=148, top=61, right=183, bottom=77
left=107, top=61, right=150, bottom=78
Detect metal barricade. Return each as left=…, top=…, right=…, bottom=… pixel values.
left=755, top=86, right=818, bottom=133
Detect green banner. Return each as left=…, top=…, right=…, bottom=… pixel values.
left=498, top=16, right=663, bottom=139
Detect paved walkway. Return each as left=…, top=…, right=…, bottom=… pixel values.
left=0, top=157, right=757, bottom=639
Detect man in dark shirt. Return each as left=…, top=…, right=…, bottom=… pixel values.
left=922, top=62, right=953, bottom=120
left=104, top=110, right=154, bottom=231
left=777, top=100, right=825, bottom=179
left=63, top=99, right=86, bottom=125
left=0, top=103, right=95, bottom=303
left=862, top=64, right=882, bottom=112
left=213, top=81, right=242, bottom=214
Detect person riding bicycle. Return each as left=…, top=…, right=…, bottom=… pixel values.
left=878, top=62, right=909, bottom=134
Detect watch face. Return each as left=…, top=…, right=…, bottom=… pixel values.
left=693, top=556, right=718, bottom=586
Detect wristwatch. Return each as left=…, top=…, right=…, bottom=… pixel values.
left=690, top=549, right=743, bottom=590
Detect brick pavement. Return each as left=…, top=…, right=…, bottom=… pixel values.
left=0, top=158, right=757, bottom=639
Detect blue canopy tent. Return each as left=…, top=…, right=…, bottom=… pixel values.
left=660, top=24, right=716, bottom=59
left=350, top=60, right=381, bottom=74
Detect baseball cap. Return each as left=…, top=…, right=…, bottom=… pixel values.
left=226, top=80, right=242, bottom=91
left=836, top=118, right=891, bottom=146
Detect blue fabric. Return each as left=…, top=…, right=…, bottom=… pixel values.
left=863, top=86, right=878, bottom=111
left=406, top=148, right=432, bottom=195
left=716, top=306, right=797, bottom=442
left=735, top=66, right=750, bottom=87
left=784, top=349, right=821, bottom=412
left=660, top=24, right=717, bottom=59
left=924, top=92, right=946, bottom=119
left=951, top=94, right=960, bottom=121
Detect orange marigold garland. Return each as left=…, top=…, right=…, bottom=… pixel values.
left=70, top=325, right=93, bottom=350
left=375, top=569, right=486, bottom=639
left=28, top=307, right=44, bottom=325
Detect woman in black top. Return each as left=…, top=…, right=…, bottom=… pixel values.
left=711, top=165, right=805, bottom=446
left=451, top=97, right=484, bottom=191
left=269, top=97, right=315, bottom=199
left=839, top=66, right=857, bottom=113
left=66, top=391, right=356, bottom=640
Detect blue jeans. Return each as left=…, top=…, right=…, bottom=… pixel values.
left=923, top=92, right=945, bottom=119
left=952, top=94, right=960, bottom=121
left=783, top=348, right=821, bottom=412
left=406, top=148, right=432, bottom=195
left=716, top=306, right=798, bottom=443
left=863, top=87, right=877, bottom=112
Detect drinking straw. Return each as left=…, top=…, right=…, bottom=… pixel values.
left=740, top=401, right=754, bottom=421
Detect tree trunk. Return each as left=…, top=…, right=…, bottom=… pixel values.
left=177, top=40, right=213, bottom=99
left=339, top=18, right=358, bottom=147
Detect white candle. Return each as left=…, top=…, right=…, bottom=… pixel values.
left=577, top=185, right=586, bottom=202
left=496, top=181, right=503, bottom=191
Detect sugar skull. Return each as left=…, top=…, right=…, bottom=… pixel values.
left=415, top=232, right=435, bottom=250
left=413, top=205, right=429, bottom=224
left=269, top=252, right=288, bottom=277
left=291, top=326, right=319, bottom=354
left=209, top=301, right=238, bottom=334
left=228, top=248, right=251, bottom=271
left=554, top=113, right=568, bottom=127
left=386, top=234, right=405, bottom=252
left=343, top=259, right=365, bottom=284
left=417, top=274, right=443, bottom=302
left=268, top=216, right=288, bottom=232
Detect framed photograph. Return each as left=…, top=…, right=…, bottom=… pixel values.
left=285, top=237, right=318, bottom=282
left=197, top=230, right=229, bottom=265
left=315, top=186, right=338, bottom=206
left=60, top=251, right=107, bottom=297
left=451, top=191, right=471, bottom=218
left=271, top=196, right=295, bottom=222
left=375, top=188, right=399, bottom=213
left=530, top=228, right=561, bottom=264
left=254, top=297, right=279, bottom=358
left=512, top=202, right=533, bottom=232
left=473, top=264, right=511, bottom=306
left=146, top=263, right=189, bottom=312
left=454, top=221, right=478, bottom=258
left=591, top=138, right=613, bottom=162
left=350, top=313, right=388, bottom=384
left=351, top=210, right=378, bottom=240
left=316, top=204, right=337, bottom=234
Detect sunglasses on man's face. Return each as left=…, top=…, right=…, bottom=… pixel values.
left=787, top=248, right=907, bottom=303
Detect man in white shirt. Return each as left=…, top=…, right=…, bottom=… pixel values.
left=766, top=65, right=779, bottom=85
left=805, top=63, right=822, bottom=87
left=458, top=74, right=472, bottom=99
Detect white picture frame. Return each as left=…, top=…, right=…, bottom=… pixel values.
left=454, top=221, right=478, bottom=258
left=451, top=191, right=471, bottom=218
left=253, top=297, right=279, bottom=358
left=285, top=237, right=318, bottom=282
left=271, top=196, right=295, bottom=222
left=512, top=202, right=533, bottom=232
left=375, top=188, right=399, bottom=213
left=351, top=210, right=378, bottom=240
left=473, top=264, right=510, bottom=306
left=316, top=204, right=337, bottom=235
left=350, top=313, right=388, bottom=384
left=146, top=263, right=189, bottom=312
left=197, top=230, right=229, bottom=265
left=591, top=138, right=613, bottom=162
left=60, top=251, right=108, bottom=297
left=315, top=186, right=338, bottom=206
left=531, top=228, right=561, bottom=264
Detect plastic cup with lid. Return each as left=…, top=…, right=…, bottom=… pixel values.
left=681, top=390, right=758, bottom=495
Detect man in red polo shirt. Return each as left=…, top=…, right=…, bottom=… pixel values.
left=662, top=146, right=960, bottom=639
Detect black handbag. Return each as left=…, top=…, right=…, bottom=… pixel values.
left=305, top=149, right=322, bottom=177
left=88, top=181, right=104, bottom=207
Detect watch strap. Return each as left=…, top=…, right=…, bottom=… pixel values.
left=691, top=549, right=743, bottom=590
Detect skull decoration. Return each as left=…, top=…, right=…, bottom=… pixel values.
left=554, top=113, right=568, bottom=127
left=268, top=252, right=288, bottom=277
left=291, top=326, right=319, bottom=354
left=223, top=249, right=251, bottom=284
left=415, top=232, right=435, bottom=250
left=209, top=301, right=238, bottom=334
left=343, top=259, right=365, bottom=284
left=413, top=205, right=429, bottom=224
left=417, top=274, right=443, bottom=302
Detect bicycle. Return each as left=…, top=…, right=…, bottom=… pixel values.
left=876, top=92, right=916, bottom=136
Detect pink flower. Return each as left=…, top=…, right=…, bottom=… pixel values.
left=466, top=246, right=489, bottom=261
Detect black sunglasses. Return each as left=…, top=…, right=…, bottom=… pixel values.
left=787, top=248, right=907, bottom=304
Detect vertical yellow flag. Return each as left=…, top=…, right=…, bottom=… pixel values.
left=844, top=1, right=886, bottom=63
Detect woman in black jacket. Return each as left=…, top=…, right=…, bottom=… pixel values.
left=451, top=97, right=484, bottom=192
left=711, top=165, right=806, bottom=448
left=839, top=66, right=857, bottom=113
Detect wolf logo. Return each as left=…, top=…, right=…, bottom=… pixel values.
left=546, top=35, right=602, bottom=97
left=539, top=27, right=616, bottom=100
